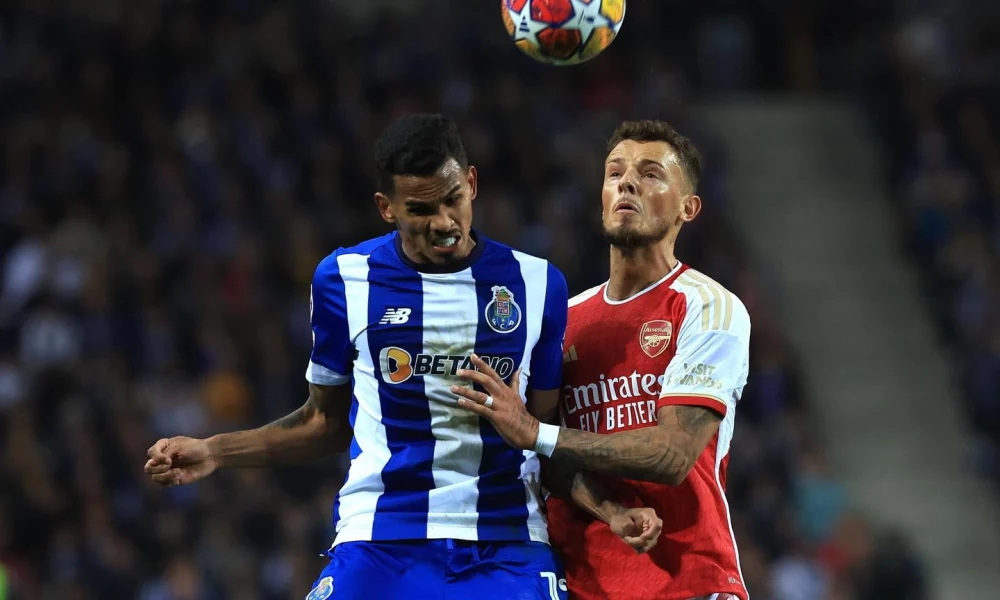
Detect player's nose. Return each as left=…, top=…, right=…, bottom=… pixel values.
left=619, top=168, right=639, bottom=196
left=428, top=211, right=455, bottom=233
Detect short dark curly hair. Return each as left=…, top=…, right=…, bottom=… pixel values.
left=373, top=114, right=468, bottom=193
left=607, top=120, right=702, bottom=192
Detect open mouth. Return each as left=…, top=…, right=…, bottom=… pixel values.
left=430, top=234, right=461, bottom=253
left=614, top=201, right=639, bottom=214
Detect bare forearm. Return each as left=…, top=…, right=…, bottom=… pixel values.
left=532, top=390, right=628, bottom=520
left=541, top=456, right=624, bottom=523
left=550, top=427, right=688, bottom=485
left=548, top=406, right=722, bottom=485
left=208, top=388, right=351, bottom=468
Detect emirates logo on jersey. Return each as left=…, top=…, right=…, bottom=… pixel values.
left=639, top=320, right=672, bottom=358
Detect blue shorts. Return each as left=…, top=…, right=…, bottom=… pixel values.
left=305, top=539, right=568, bottom=600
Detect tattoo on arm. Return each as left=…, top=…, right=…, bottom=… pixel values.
left=541, top=456, right=624, bottom=523
left=210, top=383, right=351, bottom=468
left=265, top=383, right=343, bottom=430
left=550, top=406, right=722, bottom=485
left=676, top=405, right=719, bottom=434
left=267, top=404, right=313, bottom=430
left=532, top=389, right=624, bottom=522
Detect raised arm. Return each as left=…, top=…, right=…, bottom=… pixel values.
left=208, top=383, right=352, bottom=466
left=222, top=250, right=360, bottom=465
left=146, top=251, right=359, bottom=486
left=144, top=383, right=352, bottom=486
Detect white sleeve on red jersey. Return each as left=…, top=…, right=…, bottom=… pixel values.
left=568, top=282, right=603, bottom=307
left=657, top=271, right=751, bottom=417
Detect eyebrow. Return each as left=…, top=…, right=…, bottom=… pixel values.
left=405, top=184, right=462, bottom=208
left=605, top=158, right=667, bottom=169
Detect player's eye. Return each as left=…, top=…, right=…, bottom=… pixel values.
left=444, top=196, right=459, bottom=207
left=608, top=171, right=621, bottom=178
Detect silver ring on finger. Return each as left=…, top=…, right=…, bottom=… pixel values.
left=484, top=395, right=494, bottom=409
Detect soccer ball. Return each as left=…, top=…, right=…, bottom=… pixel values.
left=501, top=0, right=626, bottom=66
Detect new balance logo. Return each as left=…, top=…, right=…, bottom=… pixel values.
left=563, top=345, right=578, bottom=364
left=379, top=308, right=411, bottom=325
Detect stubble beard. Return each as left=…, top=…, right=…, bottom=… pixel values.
left=602, top=220, right=672, bottom=251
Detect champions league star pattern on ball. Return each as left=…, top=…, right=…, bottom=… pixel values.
left=502, top=0, right=626, bottom=65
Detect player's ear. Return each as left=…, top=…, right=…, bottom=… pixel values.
left=680, top=194, right=701, bottom=223
left=374, top=192, right=395, bottom=224
left=466, top=165, right=478, bottom=202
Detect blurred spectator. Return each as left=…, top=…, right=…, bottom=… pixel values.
left=867, top=7, right=1000, bottom=488
left=0, top=2, right=925, bottom=599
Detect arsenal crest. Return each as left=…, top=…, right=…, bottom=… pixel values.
left=485, top=285, right=522, bottom=334
left=639, top=320, right=672, bottom=358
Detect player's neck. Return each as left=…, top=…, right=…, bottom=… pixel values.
left=607, top=243, right=678, bottom=301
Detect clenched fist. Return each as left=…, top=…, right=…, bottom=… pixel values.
left=144, top=436, right=218, bottom=487
left=609, top=507, right=663, bottom=554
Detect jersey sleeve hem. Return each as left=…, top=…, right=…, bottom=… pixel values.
left=656, top=393, right=729, bottom=417
left=305, top=360, right=350, bottom=386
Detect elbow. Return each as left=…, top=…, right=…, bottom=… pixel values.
left=656, top=446, right=698, bottom=486
left=316, top=417, right=352, bottom=455
left=328, top=434, right=352, bottom=455
left=328, top=424, right=353, bottom=454
left=661, top=462, right=694, bottom=486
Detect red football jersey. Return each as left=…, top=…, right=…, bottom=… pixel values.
left=546, top=263, right=751, bottom=600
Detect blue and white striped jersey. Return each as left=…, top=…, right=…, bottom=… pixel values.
left=306, top=231, right=568, bottom=546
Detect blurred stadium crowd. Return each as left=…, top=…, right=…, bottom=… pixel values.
left=0, top=2, right=951, bottom=599
left=869, top=12, right=1000, bottom=489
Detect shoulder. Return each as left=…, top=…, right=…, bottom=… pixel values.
left=485, top=238, right=568, bottom=291
left=314, top=234, right=395, bottom=281
left=343, top=233, right=396, bottom=257
left=670, top=266, right=750, bottom=337
left=489, top=237, right=548, bottom=271
left=332, top=233, right=396, bottom=264
left=568, top=283, right=605, bottom=310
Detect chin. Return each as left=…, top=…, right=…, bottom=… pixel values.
left=427, top=246, right=468, bottom=264
left=426, top=252, right=458, bottom=265
left=603, top=222, right=638, bottom=239
left=602, top=225, right=667, bottom=250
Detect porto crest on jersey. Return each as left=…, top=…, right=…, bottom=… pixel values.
left=486, top=285, right=522, bottom=334
left=639, top=320, right=672, bottom=358
left=305, top=576, right=334, bottom=600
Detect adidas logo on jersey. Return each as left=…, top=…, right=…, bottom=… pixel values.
left=379, top=308, right=411, bottom=325
left=563, top=345, right=578, bottom=363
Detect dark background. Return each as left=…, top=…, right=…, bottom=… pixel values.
left=2, top=1, right=998, bottom=598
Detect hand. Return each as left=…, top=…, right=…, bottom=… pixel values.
left=144, top=436, right=219, bottom=487
left=609, top=507, right=662, bottom=554
left=452, top=354, right=539, bottom=451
